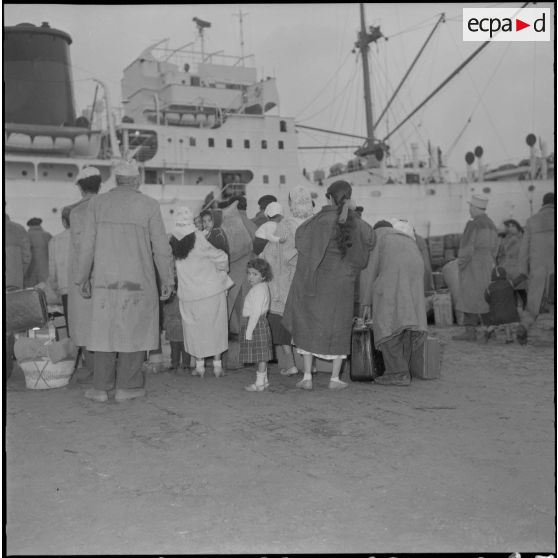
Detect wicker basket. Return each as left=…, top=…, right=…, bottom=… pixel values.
left=19, top=358, right=75, bottom=390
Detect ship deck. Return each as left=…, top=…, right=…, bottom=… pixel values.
left=5, top=319, right=555, bottom=554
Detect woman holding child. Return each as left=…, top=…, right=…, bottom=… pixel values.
left=170, top=205, right=232, bottom=378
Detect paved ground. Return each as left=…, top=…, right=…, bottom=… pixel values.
left=5, top=321, right=556, bottom=555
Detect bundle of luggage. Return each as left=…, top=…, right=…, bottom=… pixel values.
left=6, top=286, right=77, bottom=389
left=349, top=313, right=442, bottom=382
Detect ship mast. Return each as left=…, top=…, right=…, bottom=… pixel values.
left=358, top=3, right=375, bottom=145
left=354, top=3, right=384, bottom=159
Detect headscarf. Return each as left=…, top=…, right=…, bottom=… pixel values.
left=172, top=205, right=196, bottom=240
left=389, top=218, right=415, bottom=239
left=288, top=186, right=314, bottom=220
left=264, top=201, right=283, bottom=218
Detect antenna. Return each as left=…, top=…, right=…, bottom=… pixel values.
left=193, top=17, right=211, bottom=60
left=233, top=8, right=248, bottom=66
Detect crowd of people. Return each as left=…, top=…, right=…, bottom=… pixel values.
left=4, top=159, right=555, bottom=399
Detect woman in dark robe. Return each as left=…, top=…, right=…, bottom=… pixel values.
left=282, top=180, right=374, bottom=390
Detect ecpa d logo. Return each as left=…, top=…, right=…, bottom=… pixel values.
left=463, top=7, right=550, bottom=41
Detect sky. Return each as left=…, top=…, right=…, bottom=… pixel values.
left=4, top=2, right=555, bottom=177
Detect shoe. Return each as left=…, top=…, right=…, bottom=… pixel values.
left=280, top=366, right=298, bottom=376
left=374, top=373, right=411, bottom=386
left=84, top=388, right=109, bottom=402
left=516, top=325, right=528, bottom=345
left=213, top=361, right=225, bottom=377
left=115, top=388, right=146, bottom=402
left=245, top=383, right=268, bottom=392
left=192, top=366, right=205, bottom=378
left=296, top=378, right=313, bottom=390
left=328, top=378, right=348, bottom=390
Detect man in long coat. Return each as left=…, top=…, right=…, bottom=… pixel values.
left=66, top=167, right=103, bottom=382
left=24, top=217, right=52, bottom=287
left=75, top=160, right=174, bottom=402
left=5, top=210, right=32, bottom=377
left=220, top=199, right=256, bottom=330
left=514, top=192, right=555, bottom=344
left=452, top=195, right=499, bottom=341
left=360, top=222, right=427, bottom=385
left=5, top=211, right=31, bottom=289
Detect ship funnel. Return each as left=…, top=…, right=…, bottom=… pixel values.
left=4, top=22, right=76, bottom=126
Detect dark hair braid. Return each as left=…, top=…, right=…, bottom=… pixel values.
left=328, top=187, right=354, bottom=258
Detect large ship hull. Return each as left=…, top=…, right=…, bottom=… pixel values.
left=328, top=169, right=553, bottom=235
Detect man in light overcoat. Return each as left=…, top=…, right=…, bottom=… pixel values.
left=514, top=192, right=555, bottom=344
left=75, top=159, right=174, bottom=402
left=452, top=195, right=499, bottom=341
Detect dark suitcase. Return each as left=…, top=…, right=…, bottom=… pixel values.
left=350, top=318, right=385, bottom=381
left=410, top=335, right=442, bottom=380
left=5, top=287, right=49, bottom=333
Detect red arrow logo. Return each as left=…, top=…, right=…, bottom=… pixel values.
left=516, top=18, right=530, bottom=31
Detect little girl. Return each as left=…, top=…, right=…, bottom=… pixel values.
left=483, top=266, right=520, bottom=344
left=240, top=258, right=274, bottom=391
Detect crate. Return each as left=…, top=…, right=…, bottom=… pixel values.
left=427, top=236, right=445, bottom=257
left=433, top=292, right=453, bottom=327
left=443, top=234, right=461, bottom=250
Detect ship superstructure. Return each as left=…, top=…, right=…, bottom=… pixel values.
left=4, top=19, right=314, bottom=234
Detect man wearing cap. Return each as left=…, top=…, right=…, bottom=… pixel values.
left=66, top=166, right=104, bottom=382
left=24, top=217, right=52, bottom=287
left=514, top=192, right=555, bottom=344
left=75, top=159, right=174, bottom=402
left=452, top=195, right=499, bottom=341
left=253, top=201, right=285, bottom=255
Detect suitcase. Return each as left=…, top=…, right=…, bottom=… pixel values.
left=410, top=336, right=442, bottom=380
left=349, top=318, right=385, bottom=381
left=5, top=287, right=49, bottom=333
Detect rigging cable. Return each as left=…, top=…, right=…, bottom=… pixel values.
left=295, top=50, right=353, bottom=122
left=444, top=29, right=513, bottom=163
left=373, top=13, right=445, bottom=132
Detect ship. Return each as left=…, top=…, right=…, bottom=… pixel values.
left=303, top=4, right=555, bottom=240
left=4, top=18, right=316, bottom=235
left=4, top=7, right=554, bottom=243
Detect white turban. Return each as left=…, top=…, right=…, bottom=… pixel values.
left=76, top=166, right=101, bottom=183
left=114, top=159, right=140, bottom=177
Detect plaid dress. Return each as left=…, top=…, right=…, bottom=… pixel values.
left=239, top=315, right=273, bottom=363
